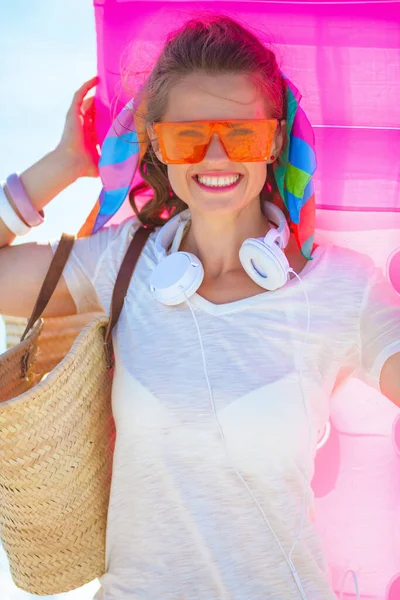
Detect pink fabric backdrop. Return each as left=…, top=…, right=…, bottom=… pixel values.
left=93, top=2, right=400, bottom=598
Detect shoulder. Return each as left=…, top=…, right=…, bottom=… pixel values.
left=307, top=242, right=379, bottom=309
left=89, top=216, right=161, bottom=282
left=87, top=216, right=148, bottom=266
left=316, top=241, right=375, bottom=277
left=98, top=215, right=144, bottom=248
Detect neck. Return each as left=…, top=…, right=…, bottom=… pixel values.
left=179, top=200, right=273, bottom=277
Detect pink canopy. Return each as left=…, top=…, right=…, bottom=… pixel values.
left=93, top=2, right=400, bottom=598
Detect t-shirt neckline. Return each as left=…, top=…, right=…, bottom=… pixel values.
left=188, top=244, right=330, bottom=316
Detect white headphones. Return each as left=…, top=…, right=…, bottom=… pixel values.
left=149, top=200, right=291, bottom=306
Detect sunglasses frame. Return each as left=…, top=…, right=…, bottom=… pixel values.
left=152, top=119, right=280, bottom=164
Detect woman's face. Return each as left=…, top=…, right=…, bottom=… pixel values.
left=148, top=72, right=286, bottom=218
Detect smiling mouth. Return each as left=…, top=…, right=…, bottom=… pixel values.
left=192, top=174, right=244, bottom=192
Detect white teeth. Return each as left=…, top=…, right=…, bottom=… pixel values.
left=196, top=174, right=240, bottom=187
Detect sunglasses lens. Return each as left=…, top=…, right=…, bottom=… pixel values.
left=156, top=123, right=210, bottom=163
left=220, top=122, right=277, bottom=161
left=154, top=120, right=277, bottom=163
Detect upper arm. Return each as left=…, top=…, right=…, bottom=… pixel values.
left=358, top=261, right=400, bottom=398
left=0, top=241, right=77, bottom=318
left=0, top=216, right=145, bottom=321
left=380, top=352, right=400, bottom=407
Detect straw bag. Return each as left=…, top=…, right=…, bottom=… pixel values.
left=0, top=225, right=152, bottom=595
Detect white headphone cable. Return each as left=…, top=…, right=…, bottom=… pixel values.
left=286, top=269, right=312, bottom=566
left=182, top=270, right=361, bottom=600
left=182, top=280, right=311, bottom=600
left=287, top=271, right=360, bottom=600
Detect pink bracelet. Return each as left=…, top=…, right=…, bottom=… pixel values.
left=5, top=172, right=45, bottom=227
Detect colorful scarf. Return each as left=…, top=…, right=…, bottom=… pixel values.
left=78, top=72, right=317, bottom=260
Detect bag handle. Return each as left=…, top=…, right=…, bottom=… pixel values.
left=103, top=226, right=153, bottom=370
left=21, top=233, right=76, bottom=342
left=21, top=226, right=153, bottom=371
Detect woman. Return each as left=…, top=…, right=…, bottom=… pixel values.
left=1, top=15, right=400, bottom=600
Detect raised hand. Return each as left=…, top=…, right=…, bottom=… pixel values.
left=56, top=76, right=101, bottom=178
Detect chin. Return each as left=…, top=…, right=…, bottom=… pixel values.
left=188, top=196, right=246, bottom=216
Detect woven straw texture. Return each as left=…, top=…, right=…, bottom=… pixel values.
left=0, top=312, right=115, bottom=595
left=3, top=313, right=104, bottom=374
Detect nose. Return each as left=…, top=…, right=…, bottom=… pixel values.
left=203, top=132, right=229, bottom=161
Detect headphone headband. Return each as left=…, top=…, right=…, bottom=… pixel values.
left=154, top=201, right=289, bottom=258
left=154, top=209, right=190, bottom=259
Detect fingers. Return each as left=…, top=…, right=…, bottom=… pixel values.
left=70, top=76, right=99, bottom=112
left=75, top=76, right=99, bottom=99
left=82, top=95, right=96, bottom=115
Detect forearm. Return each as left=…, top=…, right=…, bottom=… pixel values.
left=0, top=148, right=85, bottom=248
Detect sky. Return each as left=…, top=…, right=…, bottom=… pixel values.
left=0, top=3, right=102, bottom=597
left=0, top=0, right=101, bottom=246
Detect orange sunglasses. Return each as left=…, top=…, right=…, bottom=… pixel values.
left=152, top=119, right=279, bottom=164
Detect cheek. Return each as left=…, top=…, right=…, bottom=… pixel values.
left=167, top=165, right=192, bottom=197
left=246, top=163, right=268, bottom=188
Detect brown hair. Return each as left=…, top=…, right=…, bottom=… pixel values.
left=128, top=14, right=289, bottom=227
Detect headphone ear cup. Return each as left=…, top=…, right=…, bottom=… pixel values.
left=149, top=251, right=204, bottom=305
left=239, top=238, right=290, bottom=291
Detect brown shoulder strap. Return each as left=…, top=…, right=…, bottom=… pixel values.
left=21, top=233, right=75, bottom=341
left=103, top=226, right=153, bottom=368
left=107, top=227, right=152, bottom=334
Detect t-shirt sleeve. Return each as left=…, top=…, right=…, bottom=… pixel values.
left=48, top=217, right=142, bottom=314
left=357, top=259, right=400, bottom=392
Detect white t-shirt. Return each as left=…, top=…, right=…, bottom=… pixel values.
left=50, top=216, right=400, bottom=600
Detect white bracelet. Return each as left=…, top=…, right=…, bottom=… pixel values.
left=0, top=181, right=32, bottom=236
